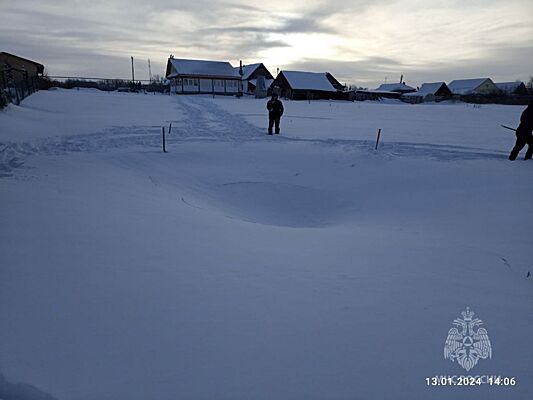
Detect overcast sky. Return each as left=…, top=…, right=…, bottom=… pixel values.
left=1, top=0, right=532, bottom=88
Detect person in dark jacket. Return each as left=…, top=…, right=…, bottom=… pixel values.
left=267, top=93, right=284, bottom=135
left=509, top=101, right=533, bottom=160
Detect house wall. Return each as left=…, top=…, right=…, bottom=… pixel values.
left=170, top=77, right=241, bottom=95
left=248, top=65, right=274, bottom=81
left=475, top=80, right=499, bottom=94
left=292, top=89, right=338, bottom=100
left=435, top=85, right=453, bottom=97
left=0, top=53, right=42, bottom=82
left=225, top=80, right=239, bottom=93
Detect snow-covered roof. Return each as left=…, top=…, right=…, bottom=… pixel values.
left=233, top=63, right=261, bottom=80
left=403, top=82, right=447, bottom=97
left=167, top=58, right=240, bottom=79
left=448, top=78, right=490, bottom=95
left=281, top=71, right=337, bottom=91
left=495, top=81, right=524, bottom=94
left=375, top=82, right=416, bottom=92
left=359, top=90, right=400, bottom=95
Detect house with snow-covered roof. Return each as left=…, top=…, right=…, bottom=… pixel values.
left=402, top=82, right=452, bottom=103
left=495, top=81, right=527, bottom=96
left=234, top=63, right=274, bottom=95
left=375, top=82, right=416, bottom=94
left=271, top=71, right=342, bottom=100
left=165, top=56, right=242, bottom=95
left=448, top=78, right=498, bottom=95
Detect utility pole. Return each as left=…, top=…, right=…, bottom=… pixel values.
left=131, top=56, right=135, bottom=83
left=148, top=59, right=152, bottom=83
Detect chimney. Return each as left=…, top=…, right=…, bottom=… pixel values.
left=239, top=60, right=243, bottom=77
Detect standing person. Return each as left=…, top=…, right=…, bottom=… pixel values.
left=509, top=101, right=533, bottom=160
left=267, top=93, right=284, bottom=135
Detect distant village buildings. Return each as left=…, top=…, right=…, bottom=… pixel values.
left=1, top=49, right=529, bottom=107
left=162, top=54, right=529, bottom=104
left=362, top=77, right=528, bottom=104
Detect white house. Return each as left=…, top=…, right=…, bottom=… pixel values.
left=234, top=63, right=274, bottom=94
left=448, top=78, right=498, bottom=95
left=165, top=56, right=242, bottom=95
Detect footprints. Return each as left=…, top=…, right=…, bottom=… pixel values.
left=173, top=96, right=264, bottom=141
left=0, top=97, right=509, bottom=179
left=0, top=126, right=162, bottom=177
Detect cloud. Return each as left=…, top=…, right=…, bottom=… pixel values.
left=0, top=0, right=531, bottom=84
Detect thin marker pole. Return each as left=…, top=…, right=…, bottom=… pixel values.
left=169, top=123, right=172, bottom=134
left=131, top=56, right=135, bottom=82
left=162, top=127, right=167, bottom=153
left=375, top=128, right=381, bottom=150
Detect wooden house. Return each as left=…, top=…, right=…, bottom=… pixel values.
left=325, top=72, right=345, bottom=91
left=165, top=56, right=242, bottom=95
left=355, top=89, right=402, bottom=101
left=495, top=81, right=528, bottom=96
left=0, top=52, right=44, bottom=82
left=270, top=71, right=340, bottom=100
left=236, top=63, right=274, bottom=94
left=402, top=82, right=452, bottom=103
left=0, top=52, right=44, bottom=104
left=448, top=78, right=498, bottom=95
left=375, top=82, right=416, bottom=94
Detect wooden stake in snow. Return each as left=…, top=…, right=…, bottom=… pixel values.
left=375, top=128, right=381, bottom=150
left=168, top=123, right=172, bottom=134
left=162, top=127, right=167, bottom=153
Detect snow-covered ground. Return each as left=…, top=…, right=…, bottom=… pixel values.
left=1, top=90, right=532, bottom=400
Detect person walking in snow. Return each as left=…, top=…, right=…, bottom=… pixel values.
left=267, top=93, right=284, bottom=135
left=509, top=101, right=533, bottom=160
